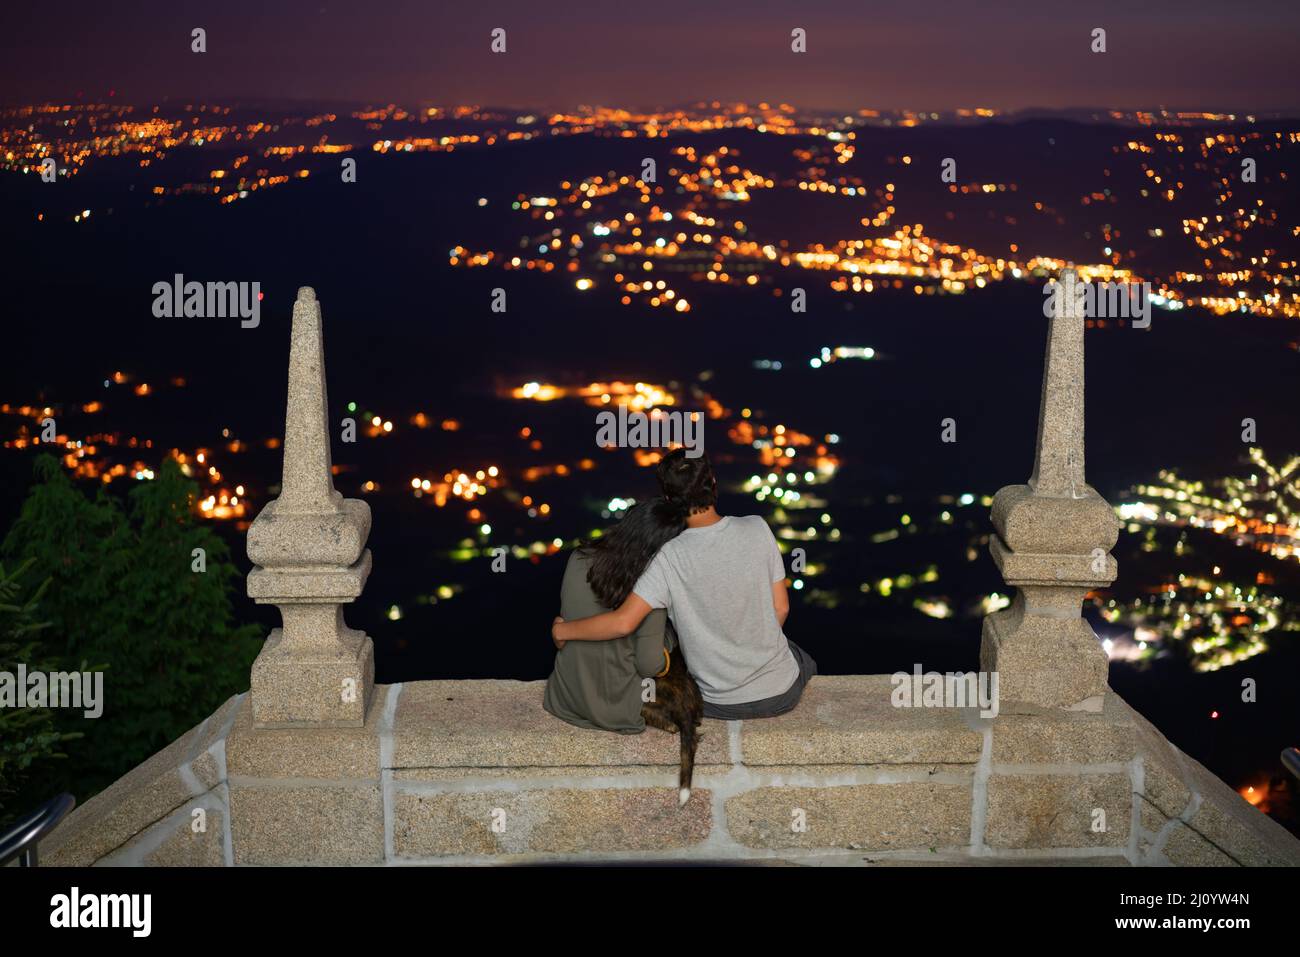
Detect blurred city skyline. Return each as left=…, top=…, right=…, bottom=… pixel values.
left=3, top=0, right=1299, bottom=112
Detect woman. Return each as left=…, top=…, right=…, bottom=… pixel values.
left=543, top=498, right=685, bottom=733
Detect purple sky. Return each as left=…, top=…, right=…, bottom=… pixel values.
left=3, top=0, right=1298, bottom=111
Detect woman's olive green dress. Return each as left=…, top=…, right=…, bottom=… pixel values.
left=543, top=549, right=674, bottom=733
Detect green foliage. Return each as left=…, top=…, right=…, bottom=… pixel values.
left=2, top=456, right=124, bottom=662
left=2, top=454, right=262, bottom=808
left=0, top=558, right=82, bottom=819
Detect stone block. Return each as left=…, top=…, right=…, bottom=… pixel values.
left=227, top=686, right=386, bottom=779
left=247, top=498, right=371, bottom=569
left=247, top=549, right=371, bottom=601
left=985, top=772, right=1130, bottom=848
left=142, top=807, right=226, bottom=867
left=990, top=693, right=1136, bottom=764
left=979, top=598, right=1109, bottom=711
left=187, top=694, right=243, bottom=790
left=230, top=783, right=383, bottom=864
left=250, top=626, right=374, bottom=728
left=392, top=787, right=712, bottom=857
left=726, top=781, right=971, bottom=850
left=1163, top=821, right=1237, bottom=867
left=991, top=484, right=1119, bottom=559
left=1183, top=786, right=1300, bottom=866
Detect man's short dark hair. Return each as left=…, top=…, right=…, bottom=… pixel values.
left=656, top=448, right=717, bottom=515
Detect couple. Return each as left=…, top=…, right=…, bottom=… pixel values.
left=544, top=449, right=819, bottom=802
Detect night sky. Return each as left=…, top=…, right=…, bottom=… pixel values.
left=2, top=0, right=1298, bottom=111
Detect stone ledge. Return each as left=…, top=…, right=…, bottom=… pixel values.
left=98, top=795, right=228, bottom=867
left=740, top=675, right=984, bottom=766
left=390, top=765, right=733, bottom=781
left=1114, top=695, right=1300, bottom=866
left=390, top=676, right=984, bottom=771
left=41, top=693, right=243, bottom=866
left=36, top=677, right=1300, bottom=867
left=391, top=678, right=733, bottom=768
left=390, top=763, right=975, bottom=785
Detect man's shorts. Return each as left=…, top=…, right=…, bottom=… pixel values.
left=701, top=639, right=818, bottom=720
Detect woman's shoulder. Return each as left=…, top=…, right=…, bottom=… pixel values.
left=563, top=547, right=596, bottom=580
left=560, top=549, right=602, bottom=617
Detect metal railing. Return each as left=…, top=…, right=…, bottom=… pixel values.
left=1283, top=747, right=1300, bottom=782
left=0, top=793, right=75, bottom=867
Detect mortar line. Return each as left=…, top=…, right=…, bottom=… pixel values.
left=1126, top=756, right=1144, bottom=865
left=969, top=724, right=992, bottom=856
left=380, top=682, right=403, bottom=862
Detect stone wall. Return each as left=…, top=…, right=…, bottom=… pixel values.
left=41, top=675, right=1300, bottom=866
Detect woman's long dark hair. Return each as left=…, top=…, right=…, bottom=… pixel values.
left=581, top=498, right=686, bottom=608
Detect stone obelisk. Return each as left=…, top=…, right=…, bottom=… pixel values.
left=246, top=288, right=375, bottom=727
left=980, top=269, right=1120, bottom=713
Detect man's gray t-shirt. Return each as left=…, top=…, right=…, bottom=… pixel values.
left=631, top=515, right=798, bottom=705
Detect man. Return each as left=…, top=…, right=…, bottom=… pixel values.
left=551, top=449, right=818, bottom=719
